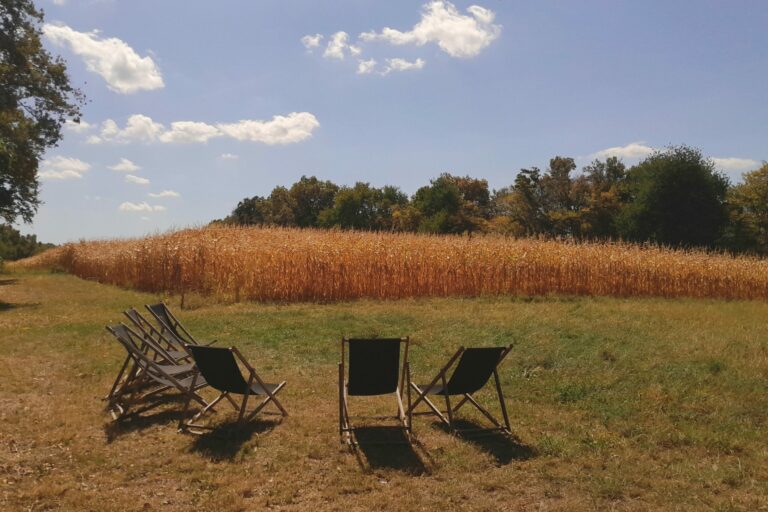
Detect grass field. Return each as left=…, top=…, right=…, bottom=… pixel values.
left=1, top=270, right=768, bottom=511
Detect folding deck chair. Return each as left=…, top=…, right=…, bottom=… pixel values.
left=123, top=308, right=190, bottom=364
left=105, top=324, right=209, bottom=419
left=145, top=303, right=215, bottom=347
left=408, top=345, right=513, bottom=436
left=179, top=345, right=287, bottom=434
left=339, top=337, right=412, bottom=446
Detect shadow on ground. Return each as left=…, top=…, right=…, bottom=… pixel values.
left=0, top=278, right=19, bottom=286
left=0, top=301, right=40, bottom=312
left=103, top=394, right=188, bottom=443
left=349, top=426, right=430, bottom=475
left=188, top=419, right=280, bottom=461
left=436, top=419, right=536, bottom=465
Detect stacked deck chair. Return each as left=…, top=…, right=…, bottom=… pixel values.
left=179, top=345, right=287, bottom=434
left=145, top=303, right=215, bottom=348
left=105, top=324, right=209, bottom=419
left=408, top=345, right=513, bottom=436
left=123, top=308, right=191, bottom=364
left=339, top=337, right=412, bottom=446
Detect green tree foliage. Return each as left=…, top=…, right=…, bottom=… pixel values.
left=288, top=176, right=339, bottom=227
left=318, top=182, right=407, bottom=230
left=0, top=223, right=52, bottom=261
left=1, top=0, right=84, bottom=223
left=412, top=173, right=490, bottom=233
left=725, top=162, right=768, bottom=253
left=617, top=146, right=729, bottom=248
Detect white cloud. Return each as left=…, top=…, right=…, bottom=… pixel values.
left=125, top=174, right=150, bottom=185
left=323, top=31, right=360, bottom=60
left=220, top=153, right=239, bottom=160
left=592, top=142, right=656, bottom=160
left=148, top=190, right=180, bottom=198
left=88, top=115, right=164, bottom=144
left=52, top=0, right=67, bottom=5
left=42, top=24, right=164, bottom=94
left=382, top=57, right=425, bottom=75
left=216, top=112, right=320, bottom=145
left=86, top=113, right=319, bottom=145
left=119, top=201, right=166, bottom=212
left=64, top=119, right=91, bottom=133
left=711, top=157, right=760, bottom=172
left=39, top=156, right=91, bottom=180
left=301, top=33, right=323, bottom=50
left=159, top=121, right=221, bottom=143
left=357, top=58, right=377, bottom=75
left=108, top=158, right=140, bottom=173
left=360, top=1, right=501, bottom=58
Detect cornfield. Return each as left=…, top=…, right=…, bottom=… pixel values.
left=11, top=226, right=768, bottom=302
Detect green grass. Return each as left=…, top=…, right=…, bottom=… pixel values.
left=1, top=270, right=767, bottom=511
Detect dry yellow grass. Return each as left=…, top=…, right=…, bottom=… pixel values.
left=12, top=225, right=768, bottom=302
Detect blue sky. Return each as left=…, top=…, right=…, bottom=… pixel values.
left=23, top=0, right=768, bottom=243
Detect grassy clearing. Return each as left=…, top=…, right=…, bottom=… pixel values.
left=1, top=271, right=767, bottom=511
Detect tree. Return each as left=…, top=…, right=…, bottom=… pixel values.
left=1, top=0, right=84, bottom=223
left=0, top=223, right=53, bottom=261
left=617, top=146, right=729, bottom=248
left=288, top=176, right=339, bottom=228
left=412, top=173, right=490, bottom=234
left=724, top=162, right=768, bottom=253
left=578, top=157, right=627, bottom=239
left=318, top=182, right=408, bottom=230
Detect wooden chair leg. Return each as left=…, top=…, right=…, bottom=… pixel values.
left=493, top=369, right=511, bottom=431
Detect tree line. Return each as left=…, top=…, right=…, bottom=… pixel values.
left=222, top=145, right=768, bottom=254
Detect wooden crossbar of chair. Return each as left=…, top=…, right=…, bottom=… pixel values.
left=179, top=345, right=287, bottom=434
left=105, top=324, right=209, bottom=420
left=124, top=308, right=191, bottom=364
left=408, top=345, right=513, bottom=437
left=339, top=337, right=412, bottom=446
left=145, top=303, right=215, bottom=348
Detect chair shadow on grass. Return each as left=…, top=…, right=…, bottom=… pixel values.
left=0, top=300, right=40, bottom=312
left=435, top=419, right=536, bottom=465
left=188, top=418, right=281, bottom=462
left=103, top=393, right=188, bottom=443
left=349, top=426, right=431, bottom=475
left=0, top=278, right=19, bottom=286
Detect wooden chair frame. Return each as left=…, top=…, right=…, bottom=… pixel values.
left=145, top=303, right=214, bottom=347
left=179, top=346, right=287, bottom=434
left=105, top=324, right=209, bottom=420
left=408, top=345, right=513, bottom=436
left=338, top=337, right=412, bottom=446
left=124, top=308, right=191, bottom=364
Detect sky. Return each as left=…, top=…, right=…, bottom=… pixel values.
left=21, top=0, right=768, bottom=244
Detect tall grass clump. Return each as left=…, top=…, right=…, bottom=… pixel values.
left=12, top=226, right=768, bottom=302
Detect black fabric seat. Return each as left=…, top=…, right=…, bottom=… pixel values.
left=179, top=344, right=288, bottom=433
left=408, top=345, right=514, bottom=436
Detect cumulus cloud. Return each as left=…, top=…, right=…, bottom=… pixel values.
left=39, top=156, right=91, bottom=180
left=216, top=112, right=321, bottom=144
left=301, top=33, right=323, bottom=50
left=357, top=58, right=377, bottom=75
left=592, top=142, right=656, bottom=160
left=43, top=24, right=164, bottom=94
left=64, top=119, right=92, bottom=133
left=125, top=174, right=150, bottom=185
left=220, top=153, right=239, bottom=160
left=86, top=113, right=319, bottom=145
left=108, top=158, right=140, bottom=173
left=382, top=57, right=425, bottom=75
left=323, top=31, right=361, bottom=60
left=359, top=1, right=501, bottom=58
left=711, top=157, right=760, bottom=172
left=159, top=121, right=221, bottom=143
left=88, top=115, right=164, bottom=144
left=148, top=190, right=180, bottom=198
left=119, top=202, right=166, bottom=212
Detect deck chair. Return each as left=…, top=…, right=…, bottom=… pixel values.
left=145, top=303, right=215, bottom=347
left=408, top=345, right=513, bottom=436
left=123, top=308, right=191, bottom=364
left=179, top=345, right=287, bottom=434
left=105, top=324, right=208, bottom=419
left=339, top=337, right=412, bottom=445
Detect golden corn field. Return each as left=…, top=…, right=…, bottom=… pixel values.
left=11, top=225, right=768, bottom=302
